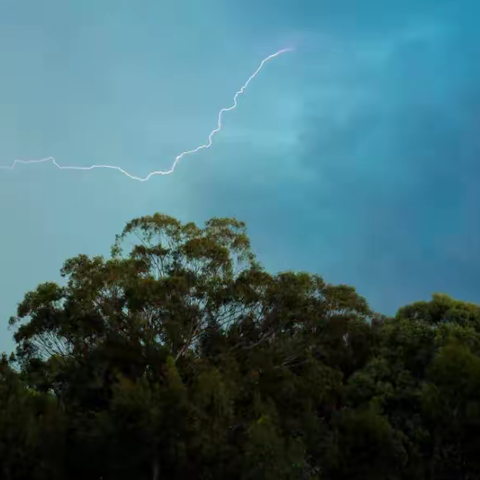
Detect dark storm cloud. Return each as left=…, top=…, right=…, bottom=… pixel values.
left=2, top=0, right=480, bottom=361
left=295, top=13, right=480, bottom=312
left=187, top=3, right=480, bottom=314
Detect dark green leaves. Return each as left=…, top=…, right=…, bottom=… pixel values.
left=3, top=211, right=480, bottom=479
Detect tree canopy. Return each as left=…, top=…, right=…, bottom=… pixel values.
left=2, top=212, right=480, bottom=479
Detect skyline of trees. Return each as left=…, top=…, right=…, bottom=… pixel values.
left=1, top=212, right=480, bottom=479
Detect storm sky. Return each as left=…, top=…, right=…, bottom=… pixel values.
left=1, top=0, right=479, bottom=351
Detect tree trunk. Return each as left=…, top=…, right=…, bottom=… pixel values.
left=152, top=458, right=160, bottom=480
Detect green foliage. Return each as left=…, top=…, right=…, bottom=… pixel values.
left=2, top=213, right=480, bottom=479
left=329, top=408, right=407, bottom=480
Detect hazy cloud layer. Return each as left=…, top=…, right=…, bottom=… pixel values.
left=1, top=0, right=479, bottom=351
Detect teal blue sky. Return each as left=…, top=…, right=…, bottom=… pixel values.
left=1, top=0, right=480, bottom=351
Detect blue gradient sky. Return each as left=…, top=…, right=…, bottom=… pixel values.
left=1, top=0, right=479, bottom=352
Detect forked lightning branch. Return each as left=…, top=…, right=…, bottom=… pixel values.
left=0, top=48, right=293, bottom=182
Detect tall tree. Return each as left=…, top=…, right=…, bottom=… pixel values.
left=6, top=212, right=480, bottom=479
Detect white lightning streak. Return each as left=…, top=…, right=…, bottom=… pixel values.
left=1, top=48, right=293, bottom=182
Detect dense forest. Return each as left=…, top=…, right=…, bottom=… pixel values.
left=2, top=213, right=480, bottom=480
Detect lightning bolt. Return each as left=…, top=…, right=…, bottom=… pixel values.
left=1, top=48, right=293, bottom=182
